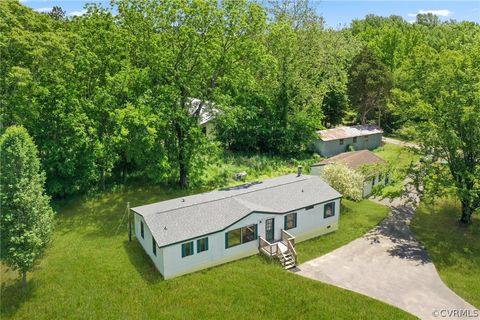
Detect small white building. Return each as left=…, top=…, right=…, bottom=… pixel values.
left=311, top=150, right=387, bottom=197
left=131, top=174, right=342, bottom=279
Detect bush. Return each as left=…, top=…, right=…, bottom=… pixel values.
left=322, top=164, right=364, bottom=201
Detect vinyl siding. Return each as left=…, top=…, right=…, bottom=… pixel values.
left=146, top=199, right=341, bottom=279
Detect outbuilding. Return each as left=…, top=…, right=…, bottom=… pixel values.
left=313, top=125, right=383, bottom=157
left=311, top=150, right=387, bottom=197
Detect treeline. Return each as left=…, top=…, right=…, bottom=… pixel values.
left=1, top=1, right=479, bottom=200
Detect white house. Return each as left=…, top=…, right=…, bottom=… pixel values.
left=310, top=150, right=387, bottom=197
left=131, top=173, right=342, bottom=279
left=313, top=125, right=383, bottom=157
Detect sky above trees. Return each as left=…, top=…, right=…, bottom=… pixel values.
left=21, top=0, right=480, bottom=28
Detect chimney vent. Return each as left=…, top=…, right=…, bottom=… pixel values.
left=297, top=165, right=303, bottom=177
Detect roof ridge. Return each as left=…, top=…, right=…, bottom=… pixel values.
left=143, top=175, right=312, bottom=216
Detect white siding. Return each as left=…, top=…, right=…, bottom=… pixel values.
left=149, top=198, right=341, bottom=279
left=362, top=173, right=386, bottom=197
left=134, top=214, right=164, bottom=275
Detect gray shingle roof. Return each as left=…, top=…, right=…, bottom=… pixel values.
left=131, top=174, right=342, bottom=248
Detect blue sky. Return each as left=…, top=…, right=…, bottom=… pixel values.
left=21, top=0, right=480, bottom=28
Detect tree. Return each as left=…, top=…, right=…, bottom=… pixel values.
left=348, top=47, right=393, bottom=125
left=321, top=88, right=348, bottom=127
left=409, top=46, right=480, bottom=224
left=0, top=126, right=54, bottom=288
left=321, top=164, right=364, bottom=201
left=48, top=6, right=66, bottom=20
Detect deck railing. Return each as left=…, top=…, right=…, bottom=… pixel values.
left=259, top=237, right=279, bottom=257
left=281, top=229, right=297, bottom=265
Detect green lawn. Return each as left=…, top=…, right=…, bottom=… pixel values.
left=411, top=199, right=480, bottom=308
left=1, top=184, right=415, bottom=319
left=297, top=199, right=389, bottom=263
left=373, top=143, right=420, bottom=198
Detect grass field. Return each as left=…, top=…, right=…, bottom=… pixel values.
left=1, top=183, right=415, bottom=319
left=411, top=199, right=480, bottom=308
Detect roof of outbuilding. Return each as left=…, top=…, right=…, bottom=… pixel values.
left=318, top=125, right=383, bottom=141
left=312, top=150, right=386, bottom=171
left=131, top=174, right=342, bottom=248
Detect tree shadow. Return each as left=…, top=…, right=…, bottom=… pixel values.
left=122, top=240, right=163, bottom=284
left=365, top=197, right=431, bottom=265
left=0, top=275, right=36, bottom=318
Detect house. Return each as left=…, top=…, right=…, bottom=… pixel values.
left=313, top=125, right=383, bottom=157
left=131, top=172, right=342, bottom=279
left=310, top=150, right=387, bottom=197
left=188, top=98, right=219, bottom=137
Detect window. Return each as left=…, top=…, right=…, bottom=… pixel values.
left=225, top=224, right=257, bottom=248
left=324, top=202, right=335, bottom=218
left=372, top=176, right=375, bottom=186
left=305, top=205, right=315, bottom=211
left=242, top=225, right=256, bottom=243
left=140, top=221, right=144, bottom=239
left=284, top=212, right=297, bottom=230
left=182, top=241, right=194, bottom=257
left=202, top=126, right=207, bottom=135
left=152, top=236, right=157, bottom=256
left=353, top=137, right=357, bottom=143
left=339, top=139, right=344, bottom=145
left=197, top=237, right=209, bottom=253
left=364, top=135, right=369, bottom=142
left=225, top=228, right=241, bottom=248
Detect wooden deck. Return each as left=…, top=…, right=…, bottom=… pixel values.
left=259, top=230, right=297, bottom=269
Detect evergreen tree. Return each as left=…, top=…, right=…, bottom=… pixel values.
left=0, top=126, right=54, bottom=288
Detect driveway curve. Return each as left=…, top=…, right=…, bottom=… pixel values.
left=296, top=191, right=478, bottom=319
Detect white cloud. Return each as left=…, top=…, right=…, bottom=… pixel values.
left=408, top=9, right=453, bottom=18
left=68, top=9, right=87, bottom=17
left=35, top=7, right=52, bottom=13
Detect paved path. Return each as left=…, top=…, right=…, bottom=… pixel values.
left=383, top=137, right=419, bottom=149
left=296, top=190, right=478, bottom=319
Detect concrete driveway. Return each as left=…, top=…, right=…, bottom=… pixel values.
left=296, top=192, right=478, bottom=319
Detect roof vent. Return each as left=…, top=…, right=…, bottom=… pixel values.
left=164, top=226, right=167, bottom=231
left=297, top=165, right=303, bottom=177
left=181, top=198, right=185, bottom=202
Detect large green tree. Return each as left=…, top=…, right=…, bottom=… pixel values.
left=402, top=44, right=480, bottom=223
left=348, top=47, right=393, bottom=125
left=0, top=126, right=54, bottom=288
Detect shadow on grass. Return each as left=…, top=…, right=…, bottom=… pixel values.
left=0, top=276, right=36, bottom=318
left=54, top=185, right=197, bottom=240
left=122, top=240, right=163, bottom=284
left=411, top=199, right=480, bottom=269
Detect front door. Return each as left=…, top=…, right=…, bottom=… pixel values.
left=265, top=218, right=274, bottom=242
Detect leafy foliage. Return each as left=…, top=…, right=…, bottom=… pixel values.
left=321, top=164, right=364, bottom=201
left=0, top=126, right=54, bottom=287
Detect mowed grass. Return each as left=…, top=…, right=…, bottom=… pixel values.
left=297, top=199, right=389, bottom=263
left=411, top=199, right=480, bottom=308
left=1, top=185, right=415, bottom=319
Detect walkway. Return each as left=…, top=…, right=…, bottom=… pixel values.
left=296, top=189, right=478, bottom=319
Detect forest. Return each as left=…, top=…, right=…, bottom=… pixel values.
left=1, top=0, right=479, bottom=220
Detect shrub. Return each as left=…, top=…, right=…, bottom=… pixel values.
left=321, top=164, right=364, bottom=201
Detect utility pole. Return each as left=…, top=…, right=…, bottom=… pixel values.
left=127, top=202, right=132, bottom=242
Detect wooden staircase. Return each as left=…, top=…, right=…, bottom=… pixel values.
left=259, top=229, right=297, bottom=270
left=279, top=249, right=296, bottom=269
